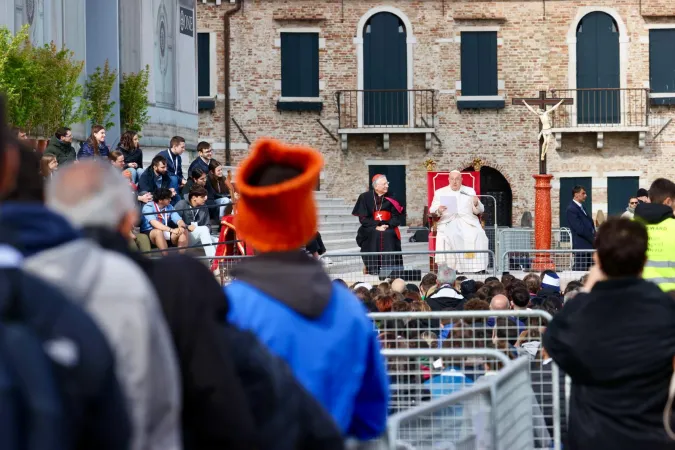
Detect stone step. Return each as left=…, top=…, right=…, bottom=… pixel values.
left=318, top=220, right=361, bottom=232
left=318, top=206, right=354, bottom=215
left=313, top=191, right=327, bottom=198
left=322, top=238, right=358, bottom=251
left=316, top=198, right=347, bottom=208
left=319, top=229, right=358, bottom=241
left=319, top=213, right=360, bottom=223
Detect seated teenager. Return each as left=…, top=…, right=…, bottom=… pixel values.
left=174, top=186, right=217, bottom=258
left=140, top=188, right=188, bottom=255
left=207, top=159, right=232, bottom=219
left=138, top=154, right=178, bottom=205
left=181, top=167, right=208, bottom=200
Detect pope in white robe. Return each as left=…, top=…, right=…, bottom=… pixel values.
left=429, top=170, right=489, bottom=273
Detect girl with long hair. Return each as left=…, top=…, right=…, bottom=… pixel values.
left=207, top=159, right=232, bottom=219
left=77, top=125, right=110, bottom=160
left=117, top=130, right=144, bottom=183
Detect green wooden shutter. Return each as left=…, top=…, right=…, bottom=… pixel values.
left=461, top=32, right=497, bottom=96
left=608, top=176, right=639, bottom=216
left=559, top=177, right=593, bottom=228
left=197, top=33, right=210, bottom=97
left=281, top=33, right=319, bottom=98
left=650, top=29, right=675, bottom=105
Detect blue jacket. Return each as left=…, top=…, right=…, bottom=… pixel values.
left=566, top=201, right=595, bottom=250
left=77, top=141, right=110, bottom=159
left=0, top=202, right=81, bottom=257
left=137, top=167, right=172, bottom=195
left=187, top=157, right=210, bottom=178
left=225, top=252, right=389, bottom=439
left=157, top=149, right=183, bottom=181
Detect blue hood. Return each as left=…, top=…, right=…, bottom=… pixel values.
left=0, top=202, right=81, bottom=257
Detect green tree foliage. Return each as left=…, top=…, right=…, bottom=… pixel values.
left=84, top=60, right=117, bottom=129
left=120, top=65, right=150, bottom=133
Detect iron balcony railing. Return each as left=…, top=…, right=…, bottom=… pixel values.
left=549, top=88, right=650, bottom=128
left=335, top=89, right=436, bottom=129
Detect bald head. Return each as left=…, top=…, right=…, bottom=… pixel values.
left=490, top=294, right=509, bottom=311
left=391, top=278, right=406, bottom=294
left=47, top=160, right=137, bottom=231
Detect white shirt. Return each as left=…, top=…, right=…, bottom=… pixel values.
left=573, top=199, right=587, bottom=215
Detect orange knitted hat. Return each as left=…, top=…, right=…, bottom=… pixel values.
left=234, top=138, right=323, bottom=253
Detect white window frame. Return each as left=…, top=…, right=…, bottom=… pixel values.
left=197, top=30, right=217, bottom=99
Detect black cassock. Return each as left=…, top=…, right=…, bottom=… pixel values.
left=351, top=191, right=404, bottom=275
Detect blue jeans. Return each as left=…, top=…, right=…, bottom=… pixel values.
left=125, top=167, right=144, bottom=184
left=169, top=175, right=181, bottom=205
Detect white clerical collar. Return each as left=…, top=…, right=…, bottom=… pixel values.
left=0, top=244, right=23, bottom=269
left=543, top=358, right=553, bottom=365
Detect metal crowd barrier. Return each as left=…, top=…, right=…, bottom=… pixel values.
left=497, top=228, right=572, bottom=273
left=320, top=250, right=497, bottom=285
left=501, top=249, right=596, bottom=287
left=386, top=357, right=537, bottom=450
left=370, top=311, right=561, bottom=450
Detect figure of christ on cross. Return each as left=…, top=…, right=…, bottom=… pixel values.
left=512, top=90, right=573, bottom=174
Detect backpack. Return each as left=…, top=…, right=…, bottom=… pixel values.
left=0, top=269, right=66, bottom=450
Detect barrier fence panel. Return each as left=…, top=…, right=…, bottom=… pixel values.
left=387, top=357, right=535, bottom=450
left=380, top=348, right=509, bottom=416
left=501, top=249, right=596, bottom=288
left=497, top=228, right=572, bottom=273
left=321, top=250, right=496, bottom=285
left=371, top=310, right=561, bottom=450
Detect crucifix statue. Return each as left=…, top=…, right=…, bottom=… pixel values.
left=511, top=91, right=573, bottom=267
left=512, top=91, right=573, bottom=174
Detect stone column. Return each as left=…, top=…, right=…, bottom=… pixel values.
left=533, top=174, right=554, bottom=271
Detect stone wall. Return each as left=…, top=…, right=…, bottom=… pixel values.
left=198, top=0, right=675, bottom=227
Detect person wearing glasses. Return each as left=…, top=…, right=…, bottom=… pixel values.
left=621, top=197, right=639, bottom=219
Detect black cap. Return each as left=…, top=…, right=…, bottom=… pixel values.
left=637, top=188, right=649, bottom=198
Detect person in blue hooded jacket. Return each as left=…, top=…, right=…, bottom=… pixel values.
left=224, top=138, right=389, bottom=440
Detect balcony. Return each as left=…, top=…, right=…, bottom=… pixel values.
left=549, top=88, right=650, bottom=149
left=335, top=89, right=436, bottom=151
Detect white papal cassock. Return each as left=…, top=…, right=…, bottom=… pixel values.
left=429, top=185, right=489, bottom=273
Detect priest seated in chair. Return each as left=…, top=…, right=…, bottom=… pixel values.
left=352, top=174, right=404, bottom=276
left=429, top=170, right=489, bottom=273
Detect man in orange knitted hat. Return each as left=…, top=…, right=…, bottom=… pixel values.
left=225, top=138, right=389, bottom=440
left=352, top=174, right=405, bottom=275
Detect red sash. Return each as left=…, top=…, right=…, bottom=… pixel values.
left=372, top=210, right=401, bottom=240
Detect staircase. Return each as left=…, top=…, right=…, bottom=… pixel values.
left=315, top=191, right=432, bottom=280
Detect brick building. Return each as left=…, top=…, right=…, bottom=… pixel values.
left=197, top=0, right=675, bottom=227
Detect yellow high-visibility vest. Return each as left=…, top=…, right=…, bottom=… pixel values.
left=643, top=217, right=675, bottom=292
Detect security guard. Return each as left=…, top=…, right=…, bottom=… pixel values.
left=634, top=178, right=675, bottom=292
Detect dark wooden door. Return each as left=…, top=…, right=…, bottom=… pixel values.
left=368, top=165, right=406, bottom=225
left=576, top=12, right=620, bottom=124
left=608, top=176, right=639, bottom=216
left=559, top=177, right=593, bottom=229
left=363, top=12, right=407, bottom=126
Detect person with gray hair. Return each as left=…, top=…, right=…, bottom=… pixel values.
left=40, top=160, right=183, bottom=450
left=426, top=263, right=465, bottom=312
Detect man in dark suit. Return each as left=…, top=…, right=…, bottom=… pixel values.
left=156, top=136, right=185, bottom=192
left=566, top=185, right=595, bottom=271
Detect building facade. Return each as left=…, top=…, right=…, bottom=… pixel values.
left=0, top=0, right=198, bottom=151
left=197, top=0, right=675, bottom=227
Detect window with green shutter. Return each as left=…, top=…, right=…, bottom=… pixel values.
left=649, top=29, right=675, bottom=105
left=458, top=31, right=503, bottom=110
left=278, top=32, right=322, bottom=111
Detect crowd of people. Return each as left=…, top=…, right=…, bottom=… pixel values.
left=3, top=110, right=675, bottom=450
